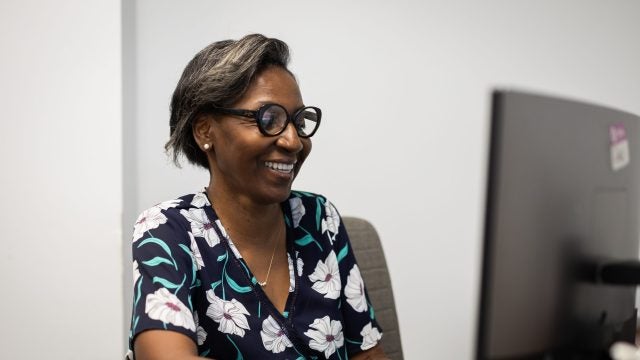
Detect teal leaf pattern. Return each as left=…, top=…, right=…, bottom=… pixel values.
left=134, top=277, right=143, bottom=307
left=237, top=260, right=251, bottom=278
left=315, top=197, right=323, bottom=231
left=138, top=237, right=177, bottom=270
left=142, top=256, right=173, bottom=267
left=292, top=190, right=314, bottom=197
left=294, top=233, right=323, bottom=251
left=132, top=315, right=139, bottom=332
left=210, top=280, right=222, bottom=292
left=226, top=334, right=244, bottom=360
left=178, top=243, right=191, bottom=255
left=369, top=301, right=375, bottom=320
left=138, top=237, right=172, bottom=256
left=337, top=243, right=349, bottom=263
left=152, top=275, right=184, bottom=290
left=225, top=273, right=252, bottom=293
left=295, top=234, right=314, bottom=246
left=193, top=279, right=201, bottom=288
left=178, top=244, right=197, bottom=286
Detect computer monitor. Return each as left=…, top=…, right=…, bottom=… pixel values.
left=477, top=90, right=640, bottom=359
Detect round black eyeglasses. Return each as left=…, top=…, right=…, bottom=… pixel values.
left=210, top=103, right=322, bottom=138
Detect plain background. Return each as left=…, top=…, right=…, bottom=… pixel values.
left=2, top=0, right=640, bottom=359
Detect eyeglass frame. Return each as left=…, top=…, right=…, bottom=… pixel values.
left=201, top=103, right=322, bottom=138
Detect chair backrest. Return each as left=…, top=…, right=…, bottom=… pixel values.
left=343, top=216, right=404, bottom=360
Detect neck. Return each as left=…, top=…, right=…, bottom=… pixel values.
left=207, top=179, right=284, bottom=249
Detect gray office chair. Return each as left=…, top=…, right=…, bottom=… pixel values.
left=343, top=217, right=404, bottom=360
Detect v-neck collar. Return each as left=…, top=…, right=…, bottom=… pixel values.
left=200, top=191, right=300, bottom=323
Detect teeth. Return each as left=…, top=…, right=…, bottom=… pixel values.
left=265, top=161, right=294, bottom=173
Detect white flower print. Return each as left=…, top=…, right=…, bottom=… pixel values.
left=145, top=288, right=196, bottom=331
left=360, top=322, right=382, bottom=351
left=321, top=201, right=340, bottom=243
left=260, top=315, right=293, bottom=353
left=132, top=260, right=141, bottom=286
left=345, top=264, right=368, bottom=312
left=226, top=236, right=243, bottom=259
left=157, top=198, right=182, bottom=210
left=287, top=253, right=295, bottom=292
left=215, top=219, right=229, bottom=239
left=180, top=208, right=221, bottom=247
left=132, top=206, right=167, bottom=242
left=304, top=316, right=344, bottom=358
left=191, top=192, right=210, bottom=207
left=205, top=290, right=251, bottom=337
left=188, top=232, right=205, bottom=270
left=308, top=251, right=341, bottom=299
left=194, top=312, right=207, bottom=346
left=289, top=197, right=305, bottom=228
left=296, top=251, right=304, bottom=277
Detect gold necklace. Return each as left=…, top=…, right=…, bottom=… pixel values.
left=257, top=220, right=285, bottom=287
left=214, top=201, right=282, bottom=288
left=257, top=237, right=279, bottom=287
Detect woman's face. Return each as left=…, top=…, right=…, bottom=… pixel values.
left=208, top=66, right=312, bottom=205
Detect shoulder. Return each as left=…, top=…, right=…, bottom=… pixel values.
left=288, top=189, right=338, bottom=218
left=287, top=190, right=343, bottom=236
left=288, top=190, right=339, bottom=214
left=289, top=190, right=327, bottom=203
left=132, top=191, right=210, bottom=243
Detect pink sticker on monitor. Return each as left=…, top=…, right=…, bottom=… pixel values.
left=609, top=122, right=630, bottom=171
left=609, top=122, right=627, bottom=144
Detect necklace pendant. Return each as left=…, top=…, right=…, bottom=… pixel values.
left=258, top=281, right=267, bottom=287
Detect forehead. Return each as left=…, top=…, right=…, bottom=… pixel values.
left=235, top=66, right=303, bottom=110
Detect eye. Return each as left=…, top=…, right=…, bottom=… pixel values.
left=259, top=105, right=287, bottom=135
left=261, top=111, right=277, bottom=127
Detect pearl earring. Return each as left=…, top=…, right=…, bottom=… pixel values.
left=203, top=143, right=210, bottom=150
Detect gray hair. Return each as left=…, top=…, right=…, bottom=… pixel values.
left=166, top=34, right=291, bottom=169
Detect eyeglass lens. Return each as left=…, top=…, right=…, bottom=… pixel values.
left=259, top=105, right=319, bottom=137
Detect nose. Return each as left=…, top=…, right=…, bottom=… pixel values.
left=276, top=122, right=304, bottom=153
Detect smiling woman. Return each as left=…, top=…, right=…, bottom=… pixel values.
left=126, top=34, right=388, bottom=360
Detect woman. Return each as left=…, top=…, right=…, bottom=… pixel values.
left=128, top=34, right=387, bottom=360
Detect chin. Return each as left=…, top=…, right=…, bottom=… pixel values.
left=254, top=186, right=293, bottom=205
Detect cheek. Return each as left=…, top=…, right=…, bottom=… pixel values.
left=211, top=138, right=245, bottom=171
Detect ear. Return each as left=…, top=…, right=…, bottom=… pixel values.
left=192, top=114, right=215, bottom=151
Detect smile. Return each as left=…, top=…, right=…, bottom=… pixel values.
left=264, top=161, right=295, bottom=173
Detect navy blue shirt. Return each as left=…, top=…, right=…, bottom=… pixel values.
left=128, top=190, right=382, bottom=359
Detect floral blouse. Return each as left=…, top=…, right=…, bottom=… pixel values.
left=127, top=190, right=382, bottom=359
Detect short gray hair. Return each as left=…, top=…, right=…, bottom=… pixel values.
left=166, top=34, right=291, bottom=169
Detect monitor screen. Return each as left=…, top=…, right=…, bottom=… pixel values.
left=477, top=90, right=640, bottom=359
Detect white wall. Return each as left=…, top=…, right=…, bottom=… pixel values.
left=0, top=1, right=124, bottom=359
left=123, top=1, right=640, bottom=359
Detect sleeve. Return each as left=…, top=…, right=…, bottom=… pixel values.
left=322, top=198, right=384, bottom=356
left=128, top=205, right=199, bottom=351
